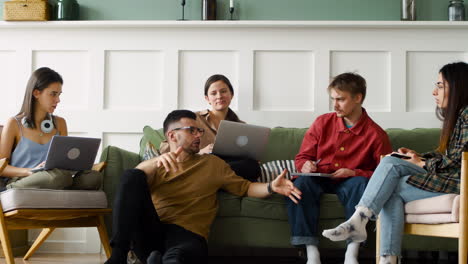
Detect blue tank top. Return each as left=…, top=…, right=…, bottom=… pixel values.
left=9, top=118, right=57, bottom=168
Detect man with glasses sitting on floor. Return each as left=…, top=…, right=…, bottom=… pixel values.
left=105, top=109, right=302, bottom=264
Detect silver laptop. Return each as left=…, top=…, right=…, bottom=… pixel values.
left=212, top=120, right=270, bottom=161
left=31, top=136, right=101, bottom=172
left=290, top=172, right=333, bottom=177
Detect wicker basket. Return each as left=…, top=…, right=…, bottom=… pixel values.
left=3, top=0, right=50, bottom=21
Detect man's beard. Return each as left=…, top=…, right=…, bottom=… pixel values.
left=180, top=142, right=199, bottom=155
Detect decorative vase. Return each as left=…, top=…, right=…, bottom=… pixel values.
left=55, top=0, right=79, bottom=20
left=401, top=0, right=416, bottom=21
left=202, top=0, right=216, bottom=20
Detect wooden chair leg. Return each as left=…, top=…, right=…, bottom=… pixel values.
left=460, top=229, right=467, bottom=264
left=97, top=215, right=112, bottom=258
left=23, top=228, right=55, bottom=260
left=0, top=207, right=14, bottom=264
left=376, top=219, right=380, bottom=264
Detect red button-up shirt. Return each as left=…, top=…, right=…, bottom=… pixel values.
left=295, top=109, right=392, bottom=179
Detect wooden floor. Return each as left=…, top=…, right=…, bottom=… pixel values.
left=0, top=252, right=459, bottom=264
left=0, top=253, right=107, bottom=264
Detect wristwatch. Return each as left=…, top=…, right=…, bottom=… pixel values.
left=267, top=181, right=275, bottom=194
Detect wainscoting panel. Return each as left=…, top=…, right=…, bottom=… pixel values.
left=104, top=50, right=164, bottom=111
left=33, top=51, right=90, bottom=111
left=103, top=132, right=143, bottom=154
left=179, top=50, right=239, bottom=111
left=406, top=51, right=468, bottom=112
left=0, top=51, right=19, bottom=110
left=330, top=51, right=391, bottom=112
left=253, top=51, right=315, bottom=111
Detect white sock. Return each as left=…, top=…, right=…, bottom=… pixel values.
left=306, top=245, right=321, bottom=264
left=344, top=242, right=360, bottom=264
left=379, top=255, right=397, bottom=264
left=322, top=206, right=373, bottom=242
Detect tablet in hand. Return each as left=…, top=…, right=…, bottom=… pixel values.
left=390, top=153, right=411, bottom=159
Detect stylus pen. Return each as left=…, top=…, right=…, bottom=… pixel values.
left=315, top=159, right=322, bottom=165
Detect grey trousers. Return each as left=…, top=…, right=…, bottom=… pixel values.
left=6, top=168, right=102, bottom=190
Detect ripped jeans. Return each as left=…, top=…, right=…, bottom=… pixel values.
left=357, top=156, right=444, bottom=256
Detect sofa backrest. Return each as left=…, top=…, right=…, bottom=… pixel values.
left=260, top=127, right=441, bottom=163
left=261, top=127, right=307, bottom=163
left=386, top=128, right=440, bottom=154
left=140, top=125, right=441, bottom=163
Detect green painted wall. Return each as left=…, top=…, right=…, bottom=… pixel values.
left=1, top=0, right=464, bottom=21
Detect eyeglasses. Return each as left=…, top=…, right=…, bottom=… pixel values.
left=171, top=126, right=205, bottom=136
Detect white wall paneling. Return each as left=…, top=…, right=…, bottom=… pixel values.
left=1, top=21, right=468, bottom=253
left=406, top=51, right=468, bottom=112
left=179, top=50, right=239, bottom=111
left=33, top=51, right=90, bottom=111
left=103, top=132, right=143, bottom=155
left=254, top=51, right=315, bottom=111
left=330, top=51, right=391, bottom=112
left=104, top=50, right=164, bottom=111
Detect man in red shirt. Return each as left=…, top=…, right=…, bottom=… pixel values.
left=287, top=73, right=392, bottom=264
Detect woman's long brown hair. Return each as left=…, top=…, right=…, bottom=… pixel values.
left=17, top=67, right=63, bottom=129
left=436, top=62, right=468, bottom=153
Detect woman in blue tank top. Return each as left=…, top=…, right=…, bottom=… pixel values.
left=0, top=67, right=101, bottom=190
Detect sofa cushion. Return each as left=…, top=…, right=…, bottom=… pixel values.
left=0, top=188, right=108, bottom=212
left=241, top=194, right=288, bottom=221
left=262, top=127, right=308, bottom=163
left=216, top=191, right=242, bottom=217
left=405, top=194, right=458, bottom=214
left=386, top=128, right=440, bottom=154
left=139, top=126, right=165, bottom=160
left=141, top=142, right=160, bottom=161
left=405, top=194, right=460, bottom=224
left=259, top=160, right=295, bottom=183
left=405, top=213, right=457, bottom=224
left=238, top=193, right=346, bottom=221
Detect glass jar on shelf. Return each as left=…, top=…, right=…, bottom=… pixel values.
left=448, top=0, right=465, bottom=21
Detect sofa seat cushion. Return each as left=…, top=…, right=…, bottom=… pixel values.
left=0, top=188, right=108, bottom=212
left=404, top=194, right=459, bottom=224
left=236, top=193, right=346, bottom=221
left=241, top=194, right=288, bottom=220
left=216, top=191, right=242, bottom=217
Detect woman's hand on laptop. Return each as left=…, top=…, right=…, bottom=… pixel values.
left=28, top=161, right=46, bottom=176
left=272, top=169, right=302, bottom=204
left=136, top=147, right=183, bottom=175
left=198, top=144, right=213, bottom=155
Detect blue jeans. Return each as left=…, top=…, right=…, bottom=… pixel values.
left=358, top=157, right=444, bottom=256
left=286, top=176, right=368, bottom=246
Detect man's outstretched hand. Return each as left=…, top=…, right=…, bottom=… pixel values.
left=271, top=169, right=302, bottom=204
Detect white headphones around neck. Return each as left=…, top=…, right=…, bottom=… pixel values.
left=22, top=113, right=55, bottom=134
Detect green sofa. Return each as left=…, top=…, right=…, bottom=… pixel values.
left=99, top=127, right=458, bottom=254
